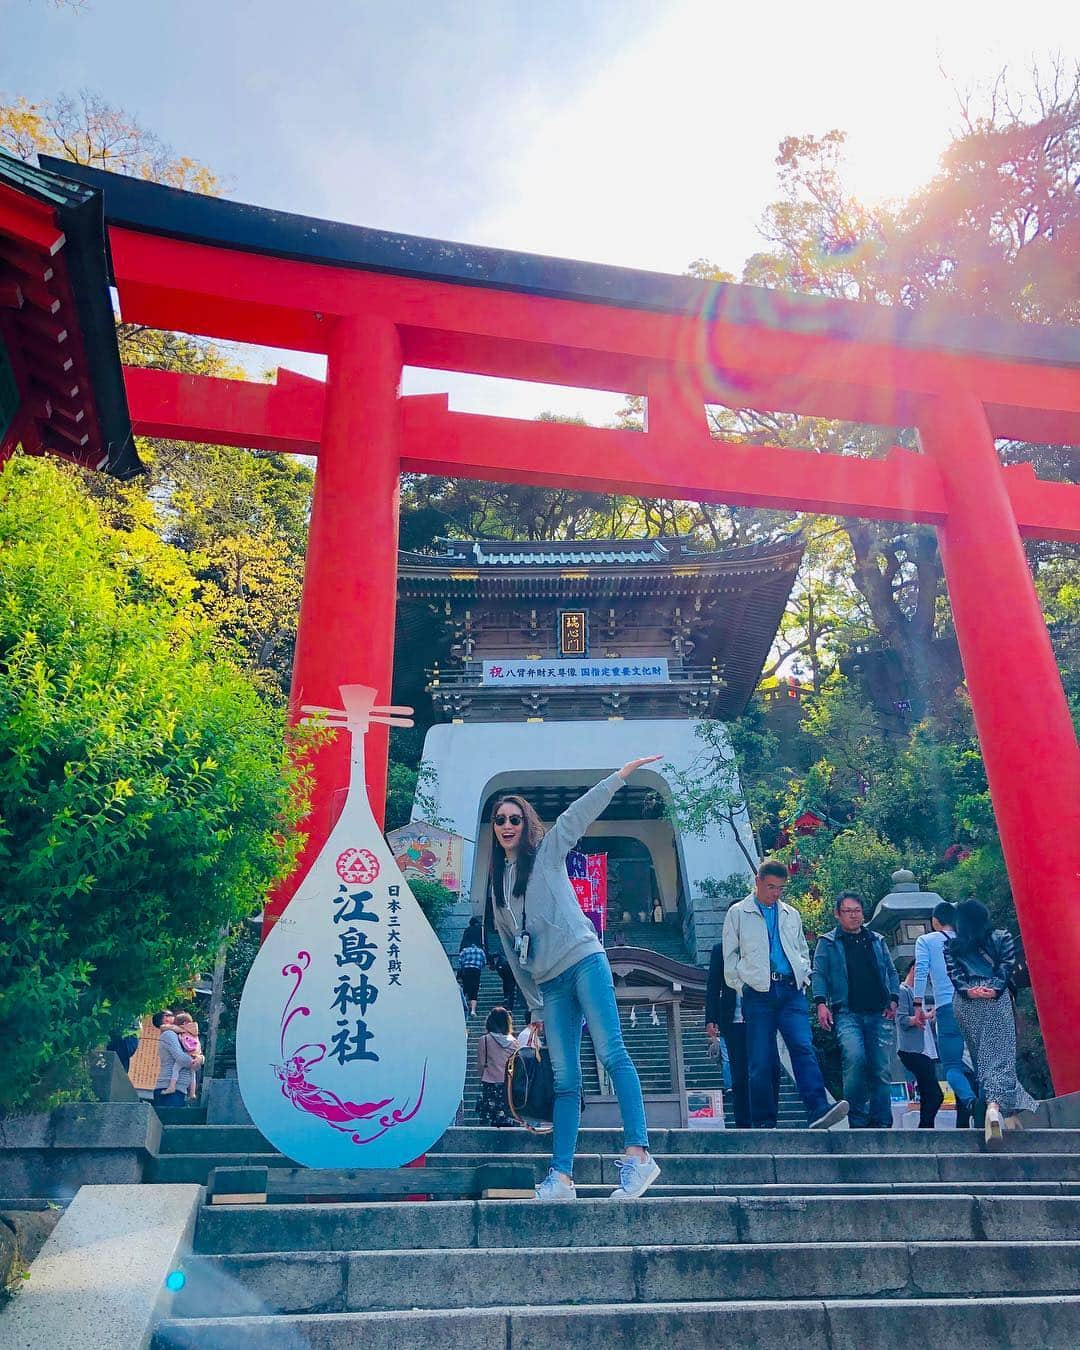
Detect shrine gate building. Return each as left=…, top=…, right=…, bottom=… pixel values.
left=397, top=534, right=803, bottom=960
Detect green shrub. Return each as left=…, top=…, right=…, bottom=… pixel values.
left=697, top=873, right=751, bottom=900
left=0, top=458, right=309, bottom=1113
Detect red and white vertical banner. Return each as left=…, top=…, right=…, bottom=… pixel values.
left=567, top=850, right=607, bottom=937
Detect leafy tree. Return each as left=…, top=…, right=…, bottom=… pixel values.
left=895, top=61, right=1080, bottom=326
left=385, top=760, right=450, bottom=833
left=0, top=90, right=221, bottom=192
left=732, top=66, right=1078, bottom=713
left=0, top=458, right=311, bottom=1113
left=805, top=823, right=905, bottom=919
left=764, top=519, right=875, bottom=691
left=664, top=708, right=778, bottom=874
left=103, top=338, right=314, bottom=697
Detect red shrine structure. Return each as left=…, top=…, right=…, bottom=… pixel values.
left=0, top=153, right=140, bottom=478
left=2, top=151, right=1078, bottom=1089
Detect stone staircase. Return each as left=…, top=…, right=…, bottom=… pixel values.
left=604, top=919, right=690, bottom=960
left=152, top=1122, right=1080, bottom=1348
left=460, top=963, right=807, bottom=1130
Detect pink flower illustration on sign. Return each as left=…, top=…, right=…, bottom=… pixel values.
left=273, top=951, right=426, bottom=1145
left=336, top=847, right=380, bottom=884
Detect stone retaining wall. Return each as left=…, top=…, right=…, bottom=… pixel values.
left=0, top=1102, right=161, bottom=1199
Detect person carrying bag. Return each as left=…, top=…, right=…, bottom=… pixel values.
left=485, top=758, right=663, bottom=1201
left=505, top=1020, right=554, bottom=1131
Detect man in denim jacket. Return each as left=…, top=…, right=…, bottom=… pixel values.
left=812, top=892, right=900, bottom=1128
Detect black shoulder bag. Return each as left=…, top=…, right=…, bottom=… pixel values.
left=505, top=1025, right=554, bottom=1132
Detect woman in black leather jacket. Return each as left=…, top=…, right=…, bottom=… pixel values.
left=944, top=899, right=1038, bottom=1146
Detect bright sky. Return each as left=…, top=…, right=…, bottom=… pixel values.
left=3, top=0, right=1073, bottom=420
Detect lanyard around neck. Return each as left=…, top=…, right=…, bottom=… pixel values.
left=504, top=861, right=526, bottom=932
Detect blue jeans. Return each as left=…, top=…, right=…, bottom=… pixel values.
left=933, top=1001, right=977, bottom=1109
left=743, top=983, right=830, bottom=1127
left=836, top=1011, right=894, bottom=1127
left=722, top=1022, right=779, bottom=1130
left=153, top=1089, right=187, bottom=1109
left=539, top=951, right=649, bottom=1177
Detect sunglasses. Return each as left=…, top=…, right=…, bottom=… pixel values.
left=494, top=813, right=523, bottom=827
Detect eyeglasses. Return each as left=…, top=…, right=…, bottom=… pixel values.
left=494, top=813, right=523, bottom=827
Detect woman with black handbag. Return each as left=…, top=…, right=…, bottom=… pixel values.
left=485, top=757, right=663, bottom=1201
left=944, top=898, right=1038, bottom=1146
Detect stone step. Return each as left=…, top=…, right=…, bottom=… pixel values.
left=160, top=1122, right=1079, bottom=1159
left=160, top=1122, right=1077, bottom=1157
left=429, top=1126, right=1079, bottom=1154
left=154, top=1105, right=208, bottom=1126
left=148, top=1153, right=292, bottom=1185
left=427, top=1150, right=1080, bottom=1185
left=569, top=1181, right=1080, bottom=1198
left=147, top=1147, right=1080, bottom=1189
left=152, top=1295, right=1080, bottom=1349
left=166, top=1240, right=1080, bottom=1319
left=193, top=1193, right=1080, bottom=1255
left=605, top=920, right=692, bottom=959
left=160, top=1126, right=273, bottom=1155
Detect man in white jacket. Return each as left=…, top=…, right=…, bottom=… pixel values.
left=723, top=860, right=848, bottom=1130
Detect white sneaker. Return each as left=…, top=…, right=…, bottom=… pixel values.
left=809, top=1100, right=849, bottom=1130
left=534, top=1168, right=577, bottom=1200
left=985, top=1104, right=1004, bottom=1149
left=609, top=1154, right=661, bottom=1199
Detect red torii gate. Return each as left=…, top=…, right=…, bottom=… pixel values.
left=44, top=159, right=1080, bottom=1091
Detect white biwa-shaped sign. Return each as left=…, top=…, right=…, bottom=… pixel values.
left=237, top=686, right=466, bottom=1168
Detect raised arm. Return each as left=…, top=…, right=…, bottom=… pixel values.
left=548, top=757, right=662, bottom=857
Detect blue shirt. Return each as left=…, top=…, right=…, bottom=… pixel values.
left=913, top=928, right=955, bottom=1007
left=756, top=900, right=793, bottom=979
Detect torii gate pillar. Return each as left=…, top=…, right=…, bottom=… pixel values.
left=267, top=315, right=402, bottom=928
left=919, top=394, right=1080, bottom=1091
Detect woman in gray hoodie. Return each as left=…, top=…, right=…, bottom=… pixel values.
left=485, top=757, right=662, bottom=1201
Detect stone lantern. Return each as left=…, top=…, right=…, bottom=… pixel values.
left=868, top=868, right=944, bottom=964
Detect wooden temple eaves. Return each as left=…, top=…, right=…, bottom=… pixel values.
left=0, top=151, right=140, bottom=479
left=397, top=534, right=805, bottom=721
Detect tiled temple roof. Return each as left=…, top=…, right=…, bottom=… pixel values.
left=398, top=534, right=804, bottom=582
left=396, top=534, right=806, bottom=718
